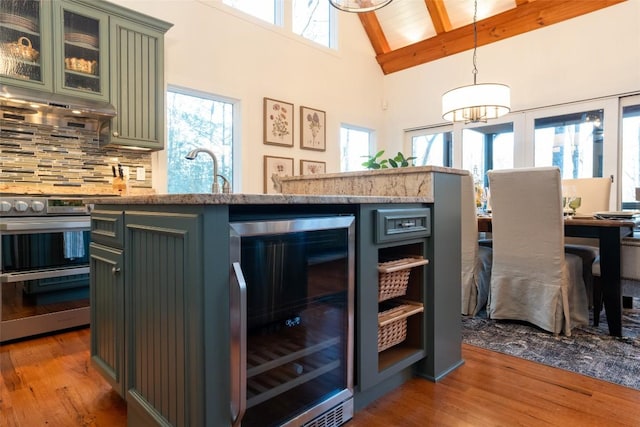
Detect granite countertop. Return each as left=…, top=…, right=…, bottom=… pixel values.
left=85, top=193, right=431, bottom=205
left=275, top=165, right=468, bottom=184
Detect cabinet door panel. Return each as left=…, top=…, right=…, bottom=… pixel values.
left=90, top=242, right=125, bottom=397
left=0, top=0, right=53, bottom=91
left=53, top=0, right=109, bottom=101
left=109, top=17, right=165, bottom=150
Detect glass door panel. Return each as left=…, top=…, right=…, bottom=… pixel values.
left=534, top=110, right=604, bottom=178
left=0, top=0, right=46, bottom=85
left=621, top=99, right=640, bottom=208
left=54, top=2, right=108, bottom=100
left=462, top=122, right=514, bottom=187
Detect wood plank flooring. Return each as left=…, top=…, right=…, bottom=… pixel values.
left=1, top=327, right=639, bottom=426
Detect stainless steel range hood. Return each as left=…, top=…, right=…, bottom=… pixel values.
left=0, top=84, right=116, bottom=133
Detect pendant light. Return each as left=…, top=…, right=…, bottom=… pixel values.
left=329, top=0, right=393, bottom=13
left=442, top=0, right=510, bottom=123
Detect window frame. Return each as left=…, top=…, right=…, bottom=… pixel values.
left=340, top=123, right=375, bottom=172
left=404, top=125, right=453, bottom=168
left=162, top=85, right=241, bottom=193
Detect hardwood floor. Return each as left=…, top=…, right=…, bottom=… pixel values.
left=2, top=327, right=639, bottom=426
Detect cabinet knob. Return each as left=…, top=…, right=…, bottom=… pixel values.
left=112, top=131, right=119, bottom=137
left=112, top=267, right=121, bottom=274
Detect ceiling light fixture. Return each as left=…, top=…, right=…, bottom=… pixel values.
left=442, top=0, right=510, bottom=123
left=329, top=0, right=393, bottom=13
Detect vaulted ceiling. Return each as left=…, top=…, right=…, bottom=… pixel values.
left=357, top=0, right=627, bottom=74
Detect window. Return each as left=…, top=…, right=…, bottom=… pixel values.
left=462, top=123, right=514, bottom=187
left=224, top=0, right=335, bottom=48
left=166, top=88, right=234, bottom=194
left=223, top=0, right=280, bottom=25
left=621, top=99, right=640, bottom=208
left=340, top=125, right=373, bottom=172
left=534, top=110, right=604, bottom=179
left=292, top=0, right=334, bottom=47
left=407, top=128, right=452, bottom=167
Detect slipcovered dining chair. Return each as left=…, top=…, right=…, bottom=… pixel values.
left=461, top=173, right=492, bottom=315
left=562, top=177, right=612, bottom=215
left=562, top=176, right=612, bottom=320
left=487, top=167, right=589, bottom=335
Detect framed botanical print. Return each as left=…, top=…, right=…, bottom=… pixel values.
left=300, top=106, right=326, bottom=151
left=300, top=160, right=326, bottom=175
left=264, top=155, right=294, bottom=194
left=264, top=97, right=294, bottom=147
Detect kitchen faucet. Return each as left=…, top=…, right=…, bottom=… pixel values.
left=185, top=148, right=231, bottom=193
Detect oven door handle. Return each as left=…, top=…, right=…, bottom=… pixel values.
left=0, top=266, right=90, bottom=283
left=0, top=218, right=91, bottom=233
left=230, top=262, right=247, bottom=427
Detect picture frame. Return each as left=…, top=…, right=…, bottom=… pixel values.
left=264, top=155, right=294, bottom=194
left=300, top=159, right=326, bottom=175
left=263, top=97, right=294, bottom=147
left=300, top=106, right=326, bottom=151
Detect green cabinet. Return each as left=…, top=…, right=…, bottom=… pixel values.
left=53, top=0, right=110, bottom=101
left=90, top=199, right=462, bottom=426
left=0, top=0, right=172, bottom=150
left=0, top=0, right=53, bottom=91
left=108, top=16, right=167, bottom=149
left=0, top=0, right=109, bottom=100
left=90, top=242, right=125, bottom=397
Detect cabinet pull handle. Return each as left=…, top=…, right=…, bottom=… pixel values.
left=230, top=262, right=247, bottom=427
left=112, top=131, right=119, bottom=137
left=111, top=267, right=121, bottom=274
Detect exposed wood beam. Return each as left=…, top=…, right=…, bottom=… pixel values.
left=358, top=12, right=390, bottom=55
left=424, top=0, right=451, bottom=34
left=375, top=0, right=626, bottom=75
left=515, top=0, right=533, bottom=6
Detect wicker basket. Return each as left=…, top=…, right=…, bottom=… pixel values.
left=377, top=257, right=429, bottom=302
left=377, top=301, right=424, bottom=352
left=65, top=57, right=98, bottom=75
left=1, top=36, right=39, bottom=62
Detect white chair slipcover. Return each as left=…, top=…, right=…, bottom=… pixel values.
left=488, top=167, right=589, bottom=335
left=562, top=177, right=612, bottom=318
left=461, top=174, right=492, bottom=315
left=562, top=177, right=612, bottom=215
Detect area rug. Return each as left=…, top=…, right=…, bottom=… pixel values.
left=461, top=299, right=640, bottom=390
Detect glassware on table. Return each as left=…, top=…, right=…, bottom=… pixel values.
left=568, top=196, right=582, bottom=216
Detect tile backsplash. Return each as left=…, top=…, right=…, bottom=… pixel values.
left=0, top=120, right=153, bottom=195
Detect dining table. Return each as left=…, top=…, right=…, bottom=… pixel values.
left=477, top=215, right=636, bottom=337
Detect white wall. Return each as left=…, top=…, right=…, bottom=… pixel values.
left=108, top=0, right=386, bottom=193
left=382, top=0, right=640, bottom=154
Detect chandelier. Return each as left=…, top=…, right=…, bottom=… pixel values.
left=329, top=0, right=393, bottom=13
left=442, top=0, right=510, bottom=123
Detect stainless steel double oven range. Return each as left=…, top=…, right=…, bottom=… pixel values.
left=0, top=195, right=94, bottom=342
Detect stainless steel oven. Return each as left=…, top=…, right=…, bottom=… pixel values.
left=1, top=195, right=93, bottom=342
left=230, top=215, right=355, bottom=427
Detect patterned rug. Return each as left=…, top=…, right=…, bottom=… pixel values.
left=461, top=299, right=640, bottom=390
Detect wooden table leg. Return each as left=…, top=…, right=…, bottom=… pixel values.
left=599, top=229, right=623, bottom=337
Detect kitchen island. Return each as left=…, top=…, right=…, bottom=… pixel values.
left=88, top=179, right=462, bottom=427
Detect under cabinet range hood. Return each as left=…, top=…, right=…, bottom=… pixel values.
left=0, top=84, right=116, bottom=133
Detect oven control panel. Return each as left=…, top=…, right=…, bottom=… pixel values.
left=0, top=196, right=92, bottom=216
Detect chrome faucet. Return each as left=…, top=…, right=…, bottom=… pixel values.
left=185, top=148, right=231, bottom=193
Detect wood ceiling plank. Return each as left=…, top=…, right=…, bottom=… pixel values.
left=359, top=12, right=390, bottom=55
left=375, top=0, right=626, bottom=74
left=424, top=0, right=451, bottom=34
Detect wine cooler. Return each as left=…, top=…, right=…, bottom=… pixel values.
left=229, top=216, right=355, bottom=427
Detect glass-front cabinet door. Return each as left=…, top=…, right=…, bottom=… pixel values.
left=0, top=0, right=53, bottom=90
left=53, top=0, right=109, bottom=101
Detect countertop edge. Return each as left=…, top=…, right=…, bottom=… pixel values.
left=85, top=193, right=433, bottom=205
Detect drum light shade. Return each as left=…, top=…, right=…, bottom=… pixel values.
left=329, top=0, right=393, bottom=13
left=442, top=0, right=511, bottom=123
left=442, top=83, right=511, bottom=122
